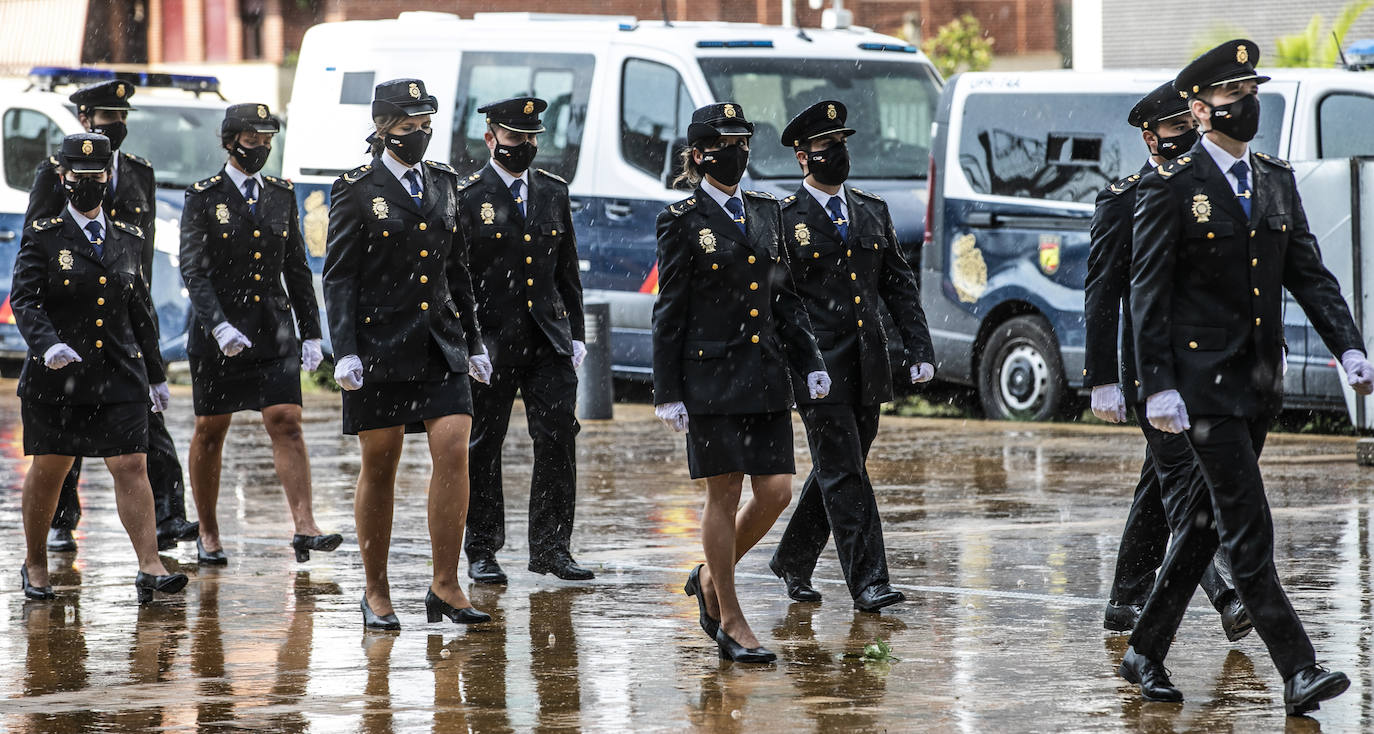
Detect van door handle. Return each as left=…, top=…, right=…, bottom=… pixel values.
left=0, top=230, right=15, bottom=241
left=966, top=212, right=998, bottom=228
left=569, top=197, right=587, bottom=212
left=604, top=202, right=634, bottom=220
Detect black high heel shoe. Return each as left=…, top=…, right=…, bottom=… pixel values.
left=714, top=626, right=777, bottom=663
left=361, top=596, right=401, bottom=631
left=292, top=533, right=343, bottom=562
left=134, top=571, right=188, bottom=605
left=425, top=588, right=491, bottom=624
left=20, top=566, right=55, bottom=600
left=197, top=538, right=228, bottom=566
left=684, top=564, right=719, bottom=639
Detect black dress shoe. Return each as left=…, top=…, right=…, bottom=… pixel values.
left=1103, top=601, right=1143, bottom=632
left=1217, top=594, right=1253, bottom=642
left=853, top=584, right=905, bottom=613
left=714, top=626, right=777, bottom=663
left=768, top=558, right=821, bottom=602
left=684, top=564, right=720, bottom=639
left=528, top=554, right=595, bottom=581
left=292, top=533, right=343, bottom=562
left=197, top=538, right=228, bottom=566
left=361, top=596, right=401, bottom=631
left=1118, top=646, right=1183, bottom=702
left=157, top=519, right=200, bottom=551
left=425, top=588, right=492, bottom=624
left=20, top=566, right=55, bottom=600
left=46, top=528, right=76, bottom=553
left=468, top=557, right=508, bottom=584
left=1284, top=664, right=1350, bottom=716
left=134, top=571, right=188, bottom=605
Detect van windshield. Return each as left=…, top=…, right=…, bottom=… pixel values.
left=698, top=57, right=938, bottom=179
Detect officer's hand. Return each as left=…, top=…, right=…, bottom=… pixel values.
left=1146, top=389, right=1191, bottom=434
left=334, top=354, right=365, bottom=391
left=212, top=322, right=253, bottom=357
left=807, top=370, right=831, bottom=400
left=1341, top=349, right=1374, bottom=396
left=910, top=362, right=935, bottom=384
left=468, top=348, right=493, bottom=385
left=43, top=343, right=82, bottom=370
left=148, top=382, right=171, bottom=413
left=1091, top=384, right=1128, bottom=424
left=654, top=401, right=689, bottom=433
left=301, top=338, right=324, bottom=372
left=571, top=340, right=587, bottom=370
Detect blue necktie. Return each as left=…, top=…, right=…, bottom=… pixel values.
left=243, top=178, right=257, bottom=217
left=85, top=221, right=103, bottom=259
left=509, top=178, right=525, bottom=217
left=725, top=197, right=746, bottom=234
left=404, top=169, right=423, bottom=205
left=827, top=195, right=849, bottom=241
left=1230, top=160, right=1252, bottom=220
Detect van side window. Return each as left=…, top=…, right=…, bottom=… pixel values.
left=620, top=59, right=692, bottom=180
left=1318, top=93, right=1374, bottom=159
left=3, top=109, right=63, bottom=191
left=340, top=72, right=376, bottom=104
left=451, top=51, right=595, bottom=181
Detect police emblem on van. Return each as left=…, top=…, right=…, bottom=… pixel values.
left=1038, top=235, right=1060, bottom=275
left=480, top=202, right=495, bottom=225
left=794, top=223, right=811, bottom=246
left=699, top=228, right=718, bottom=253
left=303, top=190, right=328, bottom=258
left=1192, top=194, right=1211, bottom=223
left=215, top=203, right=230, bottom=224
left=951, top=233, right=987, bottom=304
left=372, top=197, right=389, bottom=219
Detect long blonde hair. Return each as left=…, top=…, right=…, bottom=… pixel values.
left=369, top=113, right=408, bottom=157
left=672, top=145, right=702, bottom=190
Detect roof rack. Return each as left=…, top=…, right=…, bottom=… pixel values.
left=26, top=66, right=225, bottom=99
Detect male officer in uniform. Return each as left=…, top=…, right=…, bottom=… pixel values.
left=459, top=97, right=592, bottom=583
left=1087, top=81, right=1250, bottom=641
left=768, top=101, right=934, bottom=612
left=26, top=79, right=199, bottom=553
left=1120, top=41, right=1373, bottom=715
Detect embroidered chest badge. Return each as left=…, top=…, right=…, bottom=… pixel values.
left=372, top=197, right=389, bottom=219
left=215, top=203, right=230, bottom=224
left=480, top=202, right=495, bottom=225
left=1192, top=194, right=1212, bottom=223
left=58, top=249, right=74, bottom=270
left=699, top=228, right=718, bottom=253
left=794, top=223, right=811, bottom=246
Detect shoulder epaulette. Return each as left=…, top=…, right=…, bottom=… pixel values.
left=743, top=189, right=774, bottom=200
left=263, top=175, right=294, bottom=190
left=424, top=160, right=458, bottom=176
left=1105, top=172, right=1143, bottom=196
left=122, top=152, right=152, bottom=168
left=851, top=187, right=883, bottom=201
left=781, top=194, right=800, bottom=209
left=189, top=173, right=222, bottom=193
left=30, top=216, right=63, bottom=232
left=1253, top=151, right=1292, bottom=170
left=1155, top=154, right=1193, bottom=180
left=535, top=168, right=568, bottom=185
left=112, top=220, right=143, bottom=238
left=341, top=164, right=372, bottom=184
left=456, top=169, right=482, bottom=192
left=667, top=196, right=698, bottom=217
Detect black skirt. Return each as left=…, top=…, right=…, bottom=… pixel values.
left=190, top=354, right=302, bottom=416
left=685, top=411, right=795, bottom=479
left=22, top=400, right=149, bottom=456
left=342, top=369, right=473, bottom=435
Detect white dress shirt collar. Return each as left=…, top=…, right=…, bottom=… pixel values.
left=1200, top=134, right=1249, bottom=186
left=66, top=204, right=107, bottom=240
left=803, top=180, right=847, bottom=218
left=381, top=151, right=423, bottom=190
left=489, top=160, right=529, bottom=192
left=701, top=177, right=743, bottom=217
left=223, top=162, right=264, bottom=200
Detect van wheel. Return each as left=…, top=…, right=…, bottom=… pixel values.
left=977, top=315, right=1067, bottom=421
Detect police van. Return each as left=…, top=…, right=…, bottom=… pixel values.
left=926, top=69, right=1374, bottom=420
left=283, top=11, right=942, bottom=378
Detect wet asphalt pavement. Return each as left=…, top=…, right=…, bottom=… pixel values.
left=0, top=382, right=1371, bottom=732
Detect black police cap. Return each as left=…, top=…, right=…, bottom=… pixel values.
left=687, top=102, right=754, bottom=146
left=58, top=133, right=113, bottom=173
left=781, top=100, right=856, bottom=148
left=70, top=79, right=136, bottom=113
left=1175, top=39, right=1271, bottom=100
left=222, top=102, right=281, bottom=135
left=372, top=78, right=438, bottom=118
left=477, top=97, right=547, bottom=134
left=1128, top=81, right=1191, bottom=129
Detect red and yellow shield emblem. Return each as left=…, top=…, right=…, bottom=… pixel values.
left=1038, top=235, right=1061, bottom=275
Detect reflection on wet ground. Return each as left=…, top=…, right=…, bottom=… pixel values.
left=1, top=385, right=1371, bottom=731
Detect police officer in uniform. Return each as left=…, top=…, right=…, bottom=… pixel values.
left=459, top=97, right=592, bottom=583
left=1087, top=81, right=1251, bottom=641
left=14, top=133, right=187, bottom=604
left=768, top=100, right=934, bottom=613
left=26, top=79, right=199, bottom=553
left=1121, top=41, right=1373, bottom=715
left=180, top=103, right=339, bottom=565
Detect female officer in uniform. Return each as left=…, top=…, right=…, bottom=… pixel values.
left=653, top=103, right=829, bottom=663
left=324, top=78, right=492, bottom=630
left=13, top=133, right=187, bottom=604
left=180, top=102, right=340, bottom=566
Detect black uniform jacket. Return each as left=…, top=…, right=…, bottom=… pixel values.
left=179, top=168, right=322, bottom=362
left=13, top=215, right=165, bottom=404
left=652, top=187, right=825, bottom=415
left=28, top=152, right=157, bottom=277
left=1084, top=163, right=1151, bottom=402
left=780, top=186, right=933, bottom=406
left=457, top=163, right=584, bottom=364
left=323, top=157, right=484, bottom=381
left=1131, top=142, right=1364, bottom=417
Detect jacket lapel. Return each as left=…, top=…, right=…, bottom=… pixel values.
left=62, top=218, right=106, bottom=269
left=521, top=172, right=537, bottom=226
left=419, top=164, right=440, bottom=218
left=1246, top=152, right=1264, bottom=226
left=798, top=191, right=841, bottom=243
left=218, top=170, right=257, bottom=223
left=1191, top=150, right=1248, bottom=225
left=370, top=157, right=420, bottom=216
left=695, top=186, right=748, bottom=248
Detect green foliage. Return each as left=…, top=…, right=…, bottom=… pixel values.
left=921, top=15, right=994, bottom=78
left=1274, top=0, right=1372, bottom=67
left=1189, top=24, right=1254, bottom=61
left=862, top=638, right=898, bottom=662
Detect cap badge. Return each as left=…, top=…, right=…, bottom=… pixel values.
left=58, top=249, right=73, bottom=271
left=1236, top=44, right=1249, bottom=64
left=794, top=223, right=811, bottom=247
left=826, top=104, right=837, bottom=120
left=699, top=228, right=718, bottom=253
left=408, top=82, right=421, bottom=99
left=723, top=104, right=737, bottom=119
left=215, top=203, right=230, bottom=224
left=257, top=104, right=268, bottom=119
left=1192, top=194, right=1211, bottom=223
left=523, top=100, right=535, bottom=115
left=372, top=196, right=389, bottom=219
left=480, top=202, right=496, bottom=225
left=81, top=140, right=93, bottom=155
left=115, top=84, right=125, bottom=98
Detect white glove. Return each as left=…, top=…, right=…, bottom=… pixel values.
left=302, top=338, right=324, bottom=372
left=1281, top=345, right=1289, bottom=376
left=1091, top=384, right=1127, bottom=424
left=43, top=343, right=82, bottom=370
left=1146, top=389, right=1191, bottom=434
left=807, top=370, right=831, bottom=400
left=148, top=382, right=171, bottom=413
left=212, top=322, right=253, bottom=357
left=910, top=362, right=935, bottom=384
left=654, top=401, right=689, bottom=433
left=572, top=340, right=587, bottom=370
left=334, top=354, right=364, bottom=391
left=468, top=347, right=493, bottom=385
left=1341, top=349, right=1374, bottom=396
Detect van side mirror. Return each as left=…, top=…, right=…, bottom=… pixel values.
left=663, top=137, right=690, bottom=189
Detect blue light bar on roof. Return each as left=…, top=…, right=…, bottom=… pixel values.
left=696, top=40, right=775, bottom=48
left=28, top=66, right=222, bottom=96
left=858, top=43, right=918, bottom=53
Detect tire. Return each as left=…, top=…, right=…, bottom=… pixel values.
left=977, top=315, right=1068, bottom=422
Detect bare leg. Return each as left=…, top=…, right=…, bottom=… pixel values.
left=357, top=427, right=404, bottom=617
left=424, top=413, right=474, bottom=609
left=104, top=453, right=170, bottom=576
left=22, top=454, right=77, bottom=588
left=700, top=474, right=794, bottom=623
left=262, top=403, right=322, bottom=536
left=188, top=414, right=233, bottom=551
left=701, top=472, right=769, bottom=648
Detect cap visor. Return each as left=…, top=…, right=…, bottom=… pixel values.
left=247, top=121, right=281, bottom=133
left=398, top=96, right=439, bottom=116
left=1157, top=108, right=1191, bottom=121
left=63, top=161, right=108, bottom=174
left=714, top=122, right=754, bottom=137
left=1212, top=73, right=1270, bottom=86
left=497, top=122, right=546, bottom=134
left=808, top=126, right=857, bottom=139
left=90, top=104, right=136, bottom=111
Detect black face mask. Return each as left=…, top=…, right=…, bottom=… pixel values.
left=699, top=143, right=749, bottom=187
left=64, top=177, right=107, bottom=212
left=806, top=141, right=851, bottom=186
left=1206, top=93, right=1261, bottom=143
left=231, top=142, right=271, bottom=174
left=495, top=140, right=537, bottom=174
left=386, top=127, right=432, bottom=166
left=1155, top=128, right=1199, bottom=160
left=92, top=121, right=127, bottom=151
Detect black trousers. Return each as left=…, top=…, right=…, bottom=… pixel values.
left=1110, top=410, right=1234, bottom=608
left=51, top=409, right=189, bottom=531
left=771, top=403, right=887, bottom=598
left=1129, top=414, right=1315, bottom=680
left=466, top=348, right=580, bottom=562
